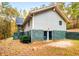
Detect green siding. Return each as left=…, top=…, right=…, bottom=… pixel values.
left=25, top=30, right=66, bottom=42
left=31, top=30, right=44, bottom=41
left=53, top=30, right=66, bottom=39
left=13, top=32, right=24, bottom=39
left=66, top=32, right=79, bottom=39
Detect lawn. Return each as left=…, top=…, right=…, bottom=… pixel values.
left=0, top=38, right=79, bottom=56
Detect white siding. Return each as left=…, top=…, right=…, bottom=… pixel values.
left=32, top=10, right=66, bottom=31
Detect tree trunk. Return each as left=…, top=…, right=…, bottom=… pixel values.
left=76, top=18, right=79, bottom=28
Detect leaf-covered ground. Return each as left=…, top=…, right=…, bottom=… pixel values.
left=0, top=38, right=79, bottom=56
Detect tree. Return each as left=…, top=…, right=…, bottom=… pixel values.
left=5, top=7, right=20, bottom=16
left=0, top=2, right=19, bottom=39
left=23, top=10, right=29, bottom=18
left=2, top=2, right=20, bottom=17
left=66, top=2, right=79, bottom=28
left=49, top=2, right=65, bottom=10
left=2, top=2, right=11, bottom=8
left=57, top=2, right=65, bottom=11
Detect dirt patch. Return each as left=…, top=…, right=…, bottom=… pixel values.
left=47, top=41, right=73, bottom=48
left=67, top=29, right=79, bottom=32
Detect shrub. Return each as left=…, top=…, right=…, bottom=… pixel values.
left=20, top=35, right=31, bottom=43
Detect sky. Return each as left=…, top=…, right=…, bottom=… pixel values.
left=10, top=2, right=50, bottom=11
left=9, top=2, right=71, bottom=11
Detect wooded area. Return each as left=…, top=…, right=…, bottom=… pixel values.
left=0, top=2, right=19, bottom=39
left=0, top=16, right=18, bottom=39
left=57, top=2, right=79, bottom=29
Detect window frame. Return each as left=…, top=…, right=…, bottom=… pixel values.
left=59, top=20, right=62, bottom=26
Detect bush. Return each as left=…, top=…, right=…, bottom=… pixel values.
left=20, top=35, right=31, bottom=43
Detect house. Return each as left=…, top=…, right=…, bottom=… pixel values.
left=23, top=5, right=70, bottom=42
left=13, top=17, right=24, bottom=39
left=16, top=17, right=24, bottom=32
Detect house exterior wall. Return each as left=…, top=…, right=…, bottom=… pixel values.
left=24, top=20, right=32, bottom=32
left=24, top=10, right=67, bottom=41
left=31, top=30, right=44, bottom=42
left=32, top=10, right=66, bottom=31
left=53, top=30, right=66, bottom=39
left=30, top=30, right=66, bottom=42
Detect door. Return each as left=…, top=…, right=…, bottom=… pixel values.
left=49, top=31, right=52, bottom=40
left=44, top=31, right=52, bottom=40
left=44, top=31, right=47, bottom=40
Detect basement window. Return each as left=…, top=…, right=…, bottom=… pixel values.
left=59, top=21, right=62, bottom=26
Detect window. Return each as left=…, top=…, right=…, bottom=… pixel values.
left=59, top=21, right=62, bottom=25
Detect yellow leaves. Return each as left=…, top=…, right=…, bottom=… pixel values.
left=0, top=33, right=4, bottom=39
left=24, top=11, right=29, bottom=19
left=5, top=8, right=15, bottom=16
left=4, top=7, right=20, bottom=16
left=0, top=39, right=79, bottom=56
left=0, top=15, right=17, bottom=38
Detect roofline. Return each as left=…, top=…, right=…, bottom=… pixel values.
left=30, top=6, right=55, bottom=14
left=54, top=6, right=70, bottom=23
left=23, top=5, right=70, bottom=28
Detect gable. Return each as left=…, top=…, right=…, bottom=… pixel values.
left=23, top=6, right=70, bottom=27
